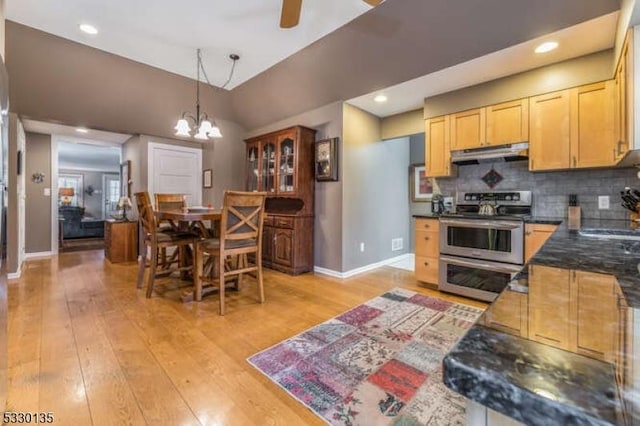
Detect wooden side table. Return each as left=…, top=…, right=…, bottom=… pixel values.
left=105, top=220, right=138, bottom=263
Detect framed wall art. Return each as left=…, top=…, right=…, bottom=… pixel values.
left=203, top=169, right=212, bottom=188
left=315, top=137, right=339, bottom=182
left=410, top=164, right=433, bottom=202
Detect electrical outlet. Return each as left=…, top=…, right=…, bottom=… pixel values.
left=43, top=188, right=50, bottom=196
left=360, top=242, right=365, bottom=252
left=598, top=195, right=610, bottom=209
left=391, top=238, right=403, bottom=251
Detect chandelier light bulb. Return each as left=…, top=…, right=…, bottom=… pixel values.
left=199, top=120, right=213, bottom=134
left=174, top=118, right=191, bottom=136
left=194, top=128, right=209, bottom=140
left=209, top=125, right=223, bottom=138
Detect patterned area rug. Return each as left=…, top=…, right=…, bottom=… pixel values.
left=247, top=288, right=484, bottom=425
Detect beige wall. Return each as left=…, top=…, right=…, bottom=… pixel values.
left=24, top=132, right=52, bottom=254
left=424, top=50, right=615, bottom=118
left=248, top=102, right=344, bottom=272
left=381, top=109, right=424, bottom=140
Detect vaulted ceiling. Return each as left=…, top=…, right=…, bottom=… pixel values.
left=7, top=0, right=622, bottom=131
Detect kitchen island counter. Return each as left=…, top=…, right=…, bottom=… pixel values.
left=443, top=218, right=640, bottom=425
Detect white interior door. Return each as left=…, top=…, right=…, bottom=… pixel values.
left=102, top=174, right=120, bottom=219
left=148, top=142, right=202, bottom=206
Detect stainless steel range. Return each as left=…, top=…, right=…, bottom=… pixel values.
left=438, top=191, right=532, bottom=302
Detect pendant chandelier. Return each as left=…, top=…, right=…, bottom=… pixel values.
left=174, top=49, right=238, bottom=140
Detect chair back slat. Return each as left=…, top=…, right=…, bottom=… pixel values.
left=220, top=191, right=266, bottom=250
left=134, top=192, right=157, bottom=236
left=155, top=193, right=187, bottom=211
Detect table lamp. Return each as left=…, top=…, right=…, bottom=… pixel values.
left=59, top=187, right=75, bottom=205
left=118, top=196, right=132, bottom=221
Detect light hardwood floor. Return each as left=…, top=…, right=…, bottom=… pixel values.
left=7, top=250, right=486, bottom=425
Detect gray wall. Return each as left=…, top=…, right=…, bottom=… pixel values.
left=436, top=161, right=639, bottom=219
left=24, top=132, right=52, bottom=253
left=58, top=169, right=118, bottom=219
left=248, top=102, right=344, bottom=272
left=201, top=118, right=246, bottom=209
left=6, top=21, right=236, bottom=140
left=342, top=104, right=410, bottom=272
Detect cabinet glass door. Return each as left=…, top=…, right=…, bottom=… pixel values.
left=246, top=145, right=259, bottom=191
left=278, top=136, right=295, bottom=194
left=261, top=141, right=276, bottom=193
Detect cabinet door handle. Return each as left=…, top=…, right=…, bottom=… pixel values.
left=424, top=224, right=430, bottom=228
left=424, top=261, right=429, bottom=266
left=424, top=236, right=430, bottom=240
left=572, top=156, right=577, bottom=167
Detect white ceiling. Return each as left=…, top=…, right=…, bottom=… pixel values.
left=22, top=119, right=132, bottom=145
left=347, top=12, right=619, bottom=117
left=6, top=0, right=377, bottom=90
left=57, top=141, right=121, bottom=173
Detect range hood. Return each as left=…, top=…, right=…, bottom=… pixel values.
left=450, top=142, right=529, bottom=165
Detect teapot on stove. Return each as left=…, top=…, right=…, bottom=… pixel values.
left=479, top=200, right=499, bottom=216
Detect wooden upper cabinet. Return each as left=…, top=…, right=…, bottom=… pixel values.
left=615, top=30, right=633, bottom=161
left=425, top=116, right=454, bottom=177
left=486, top=99, right=529, bottom=146
left=571, top=81, right=617, bottom=168
left=529, top=89, right=571, bottom=171
left=450, top=108, right=486, bottom=150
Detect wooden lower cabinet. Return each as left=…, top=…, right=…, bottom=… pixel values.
left=262, top=214, right=313, bottom=275
left=414, top=218, right=439, bottom=284
left=105, top=220, right=138, bottom=263
left=483, top=289, right=528, bottom=337
left=524, top=223, right=558, bottom=262
left=526, top=265, right=620, bottom=362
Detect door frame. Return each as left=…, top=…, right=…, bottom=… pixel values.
left=147, top=141, right=203, bottom=206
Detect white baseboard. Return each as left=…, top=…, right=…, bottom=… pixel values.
left=24, top=251, right=54, bottom=259
left=314, top=253, right=413, bottom=279
left=8, top=264, right=21, bottom=280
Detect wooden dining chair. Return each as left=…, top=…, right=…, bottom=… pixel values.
left=194, top=191, right=267, bottom=315
left=135, top=191, right=199, bottom=298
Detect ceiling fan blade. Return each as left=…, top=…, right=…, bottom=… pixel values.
left=280, top=0, right=302, bottom=28
left=362, top=0, right=383, bottom=6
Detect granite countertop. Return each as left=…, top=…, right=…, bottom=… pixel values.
left=442, top=217, right=640, bottom=426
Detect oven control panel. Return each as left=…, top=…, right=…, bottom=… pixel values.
left=456, top=191, right=532, bottom=206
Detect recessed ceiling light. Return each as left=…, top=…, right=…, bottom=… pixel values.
left=534, top=41, right=558, bottom=54
left=75, top=128, right=89, bottom=134
left=374, top=94, right=388, bottom=103
left=79, top=24, right=98, bottom=35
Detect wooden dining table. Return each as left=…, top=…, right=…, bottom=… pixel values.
left=154, top=208, right=222, bottom=302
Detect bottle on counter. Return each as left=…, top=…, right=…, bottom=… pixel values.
left=567, top=194, right=581, bottom=230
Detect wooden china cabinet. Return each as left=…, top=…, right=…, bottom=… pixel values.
left=245, top=125, right=316, bottom=275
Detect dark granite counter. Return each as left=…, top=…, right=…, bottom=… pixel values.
left=443, top=218, right=640, bottom=425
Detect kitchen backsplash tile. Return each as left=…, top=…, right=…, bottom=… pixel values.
left=436, top=161, right=639, bottom=219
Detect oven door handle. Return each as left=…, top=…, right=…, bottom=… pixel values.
left=439, top=218, right=522, bottom=230
left=439, top=255, right=524, bottom=274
